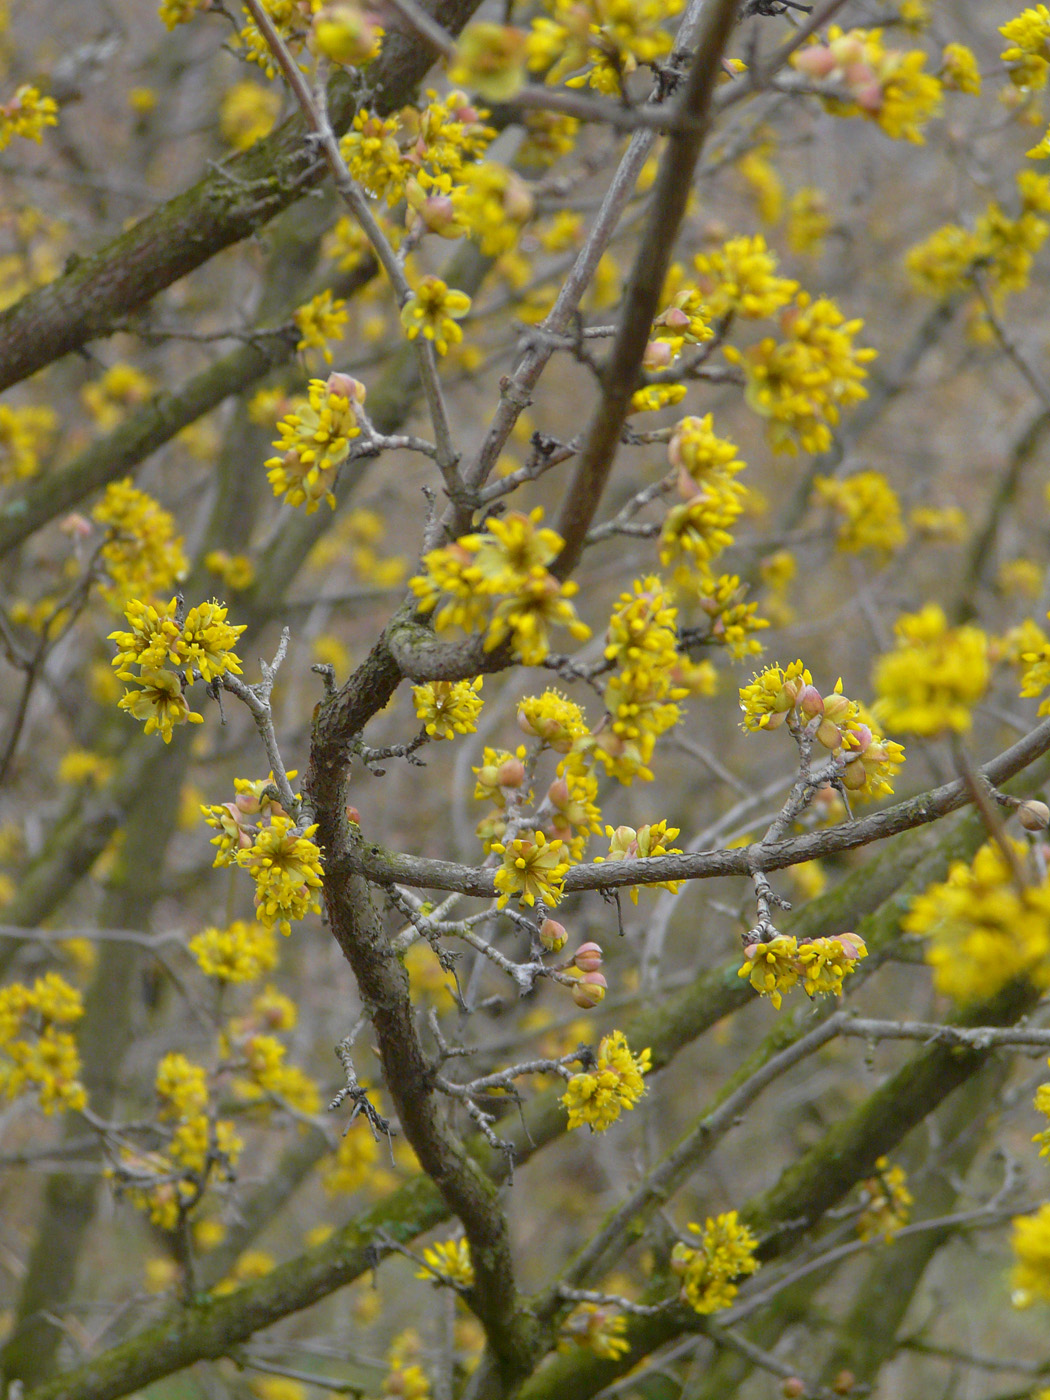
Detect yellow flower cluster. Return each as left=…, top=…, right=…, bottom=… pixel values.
left=450, top=161, right=534, bottom=256
left=0, top=402, right=56, bottom=484
left=1012, top=1202, right=1050, bottom=1305
left=294, top=290, right=349, bottom=364
left=559, top=1303, right=630, bottom=1361
left=493, top=829, right=570, bottom=908
left=1033, top=1068, right=1050, bottom=1157
left=110, top=595, right=244, bottom=743
left=518, top=689, right=589, bottom=751
left=320, top=1121, right=387, bottom=1195
left=399, top=275, right=471, bottom=356
left=904, top=839, right=1050, bottom=1004
left=91, top=479, right=188, bottom=608
left=416, top=1237, right=474, bottom=1287
left=118, top=1051, right=241, bottom=1231
left=0, top=84, right=58, bottom=151
left=872, top=604, right=989, bottom=736
left=786, top=187, right=831, bottom=256
left=670, top=1212, right=760, bottom=1314
left=219, top=81, right=281, bottom=150
left=409, top=508, right=590, bottom=665
left=57, top=748, right=115, bottom=789
left=689, top=570, right=768, bottom=659
left=813, top=470, right=907, bottom=555
left=739, top=932, right=868, bottom=1009
left=413, top=676, right=484, bottom=739
left=562, top=1031, right=651, bottom=1131
left=792, top=27, right=943, bottom=144
left=725, top=292, right=877, bottom=455
left=227, top=1027, right=321, bottom=1115
left=1019, top=607, right=1050, bottom=712
left=856, top=1157, right=913, bottom=1242
left=189, top=920, right=279, bottom=983
left=694, top=234, right=797, bottom=320
left=1001, top=7, right=1050, bottom=92
left=940, top=42, right=981, bottom=94
left=266, top=372, right=365, bottom=513
left=233, top=0, right=319, bottom=76
left=82, top=363, right=154, bottom=430
left=526, top=0, right=683, bottom=95
left=0, top=973, right=86, bottom=1115
left=204, top=549, right=256, bottom=592
left=236, top=815, right=325, bottom=936
left=577, top=576, right=686, bottom=784
left=598, top=820, right=682, bottom=903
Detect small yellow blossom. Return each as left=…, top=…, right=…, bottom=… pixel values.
left=266, top=372, right=364, bottom=512
left=0, top=85, right=58, bottom=151
left=559, top=1304, right=630, bottom=1360
left=294, top=290, right=349, bottom=364
left=400, top=276, right=471, bottom=355
left=856, top=1157, right=913, bottom=1241
left=671, top=1212, right=760, bottom=1314
left=873, top=604, right=989, bottom=736
left=412, top=677, right=484, bottom=739
left=219, top=81, right=281, bottom=149
left=493, top=830, right=570, bottom=908
left=562, top=1031, right=651, bottom=1132
left=1012, top=1202, right=1050, bottom=1304
left=189, top=920, right=279, bottom=983
left=417, top=1237, right=474, bottom=1287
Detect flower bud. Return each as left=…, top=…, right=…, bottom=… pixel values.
left=798, top=684, right=824, bottom=721
left=781, top=1381, right=807, bottom=1400
left=539, top=918, right=567, bottom=953
left=794, top=45, right=837, bottom=79
left=642, top=339, right=673, bottom=371
left=498, top=756, right=526, bottom=788
left=831, top=1372, right=855, bottom=1396
left=574, top=941, right=604, bottom=972
left=1018, top=800, right=1050, bottom=832
left=571, top=971, right=607, bottom=1008
left=841, top=758, right=868, bottom=791
left=325, top=371, right=366, bottom=404
left=815, top=717, right=843, bottom=751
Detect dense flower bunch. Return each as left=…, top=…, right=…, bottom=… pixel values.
left=670, top=1212, right=760, bottom=1314
left=813, top=470, right=907, bottom=555
left=872, top=604, right=989, bottom=736
left=688, top=571, right=769, bottom=660
left=725, top=292, right=877, bottom=455
left=450, top=161, right=534, bottom=256
left=693, top=234, right=798, bottom=319
left=1019, top=608, right=1050, bottom=712
left=559, top=1303, right=630, bottom=1360
left=116, top=1051, right=241, bottom=1231
left=92, top=479, right=189, bottom=607
left=493, top=830, right=570, bottom=908
left=188, top=920, right=279, bottom=983
left=562, top=1031, right=651, bottom=1131
left=219, top=81, right=281, bottom=149
left=82, top=362, right=154, bottom=430
left=660, top=414, right=748, bottom=575
left=110, top=596, right=244, bottom=743
left=792, top=27, right=944, bottom=144
left=0, top=973, right=86, bottom=1115
left=525, top=0, right=683, bottom=95
left=575, top=576, right=686, bottom=784
left=903, top=839, right=1050, bottom=1003
left=1011, top=1202, right=1050, bottom=1305
left=856, top=1157, right=914, bottom=1242
left=0, top=84, right=58, bottom=151
left=294, top=290, right=349, bottom=363
left=0, top=402, right=56, bottom=484
left=320, top=1118, right=388, bottom=1195
left=1001, top=6, right=1050, bottom=92
left=412, top=677, right=484, bottom=739
left=739, top=932, right=868, bottom=1009
left=225, top=1020, right=321, bottom=1116
left=416, top=1237, right=474, bottom=1287
left=265, top=373, right=365, bottom=513
left=409, top=508, right=590, bottom=665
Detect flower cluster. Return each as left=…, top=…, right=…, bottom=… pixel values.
left=0, top=973, right=86, bottom=1115
left=903, top=839, right=1050, bottom=1004
left=1001, top=7, right=1050, bottom=92
left=526, top=0, right=683, bottom=96
left=813, top=470, right=907, bottom=556
left=219, top=81, right=281, bottom=150
left=91, top=479, right=188, bottom=608
left=856, top=1157, right=913, bottom=1242
left=792, top=27, right=943, bottom=144
left=82, top=363, right=154, bottom=430
left=577, top=576, right=686, bottom=784
left=226, top=1024, right=321, bottom=1116
left=417, top=1237, right=474, bottom=1287
left=450, top=160, right=534, bottom=256
left=0, top=85, right=58, bottom=151
left=294, top=290, right=349, bottom=364
left=493, top=830, right=570, bottom=908
left=232, top=0, right=319, bottom=76
left=598, top=821, right=682, bottom=903
left=562, top=1031, right=651, bottom=1132
left=189, top=920, right=279, bottom=984
left=559, top=1304, right=630, bottom=1361
left=693, top=234, right=798, bottom=319
left=0, top=402, right=56, bottom=484
left=1012, top=1202, right=1050, bottom=1306
left=1033, top=1065, right=1050, bottom=1157
left=399, top=276, right=472, bottom=355
left=413, top=676, right=484, bottom=739
left=670, top=1213, right=760, bottom=1314
left=1019, top=609, right=1050, bottom=712
left=320, top=1119, right=389, bottom=1196
left=310, top=0, right=383, bottom=67
left=116, top=1051, right=241, bottom=1231
left=739, top=932, right=868, bottom=1009
left=110, top=596, right=244, bottom=743
left=725, top=292, right=877, bottom=455
left=409, top=508, right=590, bottom=665
left=266, top=373, right=365, bottom=513
left=236, top=816, right=325, bottom=936
left=872, top=604, right=989, bottom=736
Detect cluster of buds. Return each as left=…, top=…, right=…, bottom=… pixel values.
left=793, top=31, right=885, bottom=112
left=474, top=750, right=527, bottom=805
left=541, top=928, right=607, bottom=1007
left=310, top=1, right=383, bottom=67
left=202, top=773, right=295, bottom=864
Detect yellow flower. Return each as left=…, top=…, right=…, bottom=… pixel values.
left=813, top=471, right=907, bottom=555
left=671, top=1212, right=760, bottom=1313
left=0, top=85, right=58, bottom=151
left=493, top=830, right=570, bottom=908
left=562, top=1031, right=651, bottom=1132
left=92, top=479, right=188, bottom=608
left=265, top=373, right=364, bottom=512
left=399, top=276, right=471, bottom=355
left=940, top=42, right=981, bottom=94
left=856, top=1157, right=913, bottom=1242
left=449, top=23, right=527, bottom=100
left=1001, top=6, right=1050, bottom=91
left=294, top=290, right=349, bottom=364
left=559, top=1303, right=630, bottom=1360
left=417, top=1237, right=474, bottom=1287
left=218, top=81, right=281, bottom=150
left=1012, top=1202, right=1050, bottom=1305
left=872, top=604, right=989, bottom=736
left=693, top=233, right=797, bottom=318
left=412, top=677, right=484, bottom=738
left=189, top=921, right=279, bottom=983
left=236, top=816, right=325, bottom=935
left=118, top=668, right=205, bottom=743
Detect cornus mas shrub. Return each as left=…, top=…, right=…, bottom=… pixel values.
left=6, top=3, right=1050, bottom=1398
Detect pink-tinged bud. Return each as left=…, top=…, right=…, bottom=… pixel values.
left=845, top=63, right=881, bottom=111
left=798, top=684, right=824, bottom=721
left=540, top=918, right=567, bottom=952
left=325, top=371, right=366, bottom=404
left=815, top=718, right=843, bottom=751
left=607, top=825, right=639, bottom=859
left=346, top=805, right=361, bottom=824
left=658, top=305, right=691, bottom=331
left=831, top=1372, right=855, bottom=1396
left=574, top=941, right=604, bottom=972
left=1018, top=800, right=1050, bottom=831
left=832, top=931, right=866, bottom=960
left=642, top=339, right=673, bottom=371
left=497, top=756, right=526, bottom=788
left=547, top=776, right=570, bottom=808
left=849, top=724, right=873, bottom=754
left=60, top=513, right=93, bottom=538
left=571, top=971, right=607, bottom=1008
left=794, top=45, right=837, bottom=79
left=233, top=791, right=260, bottom=816
left=781, top=1381, right=807, bottom=1400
